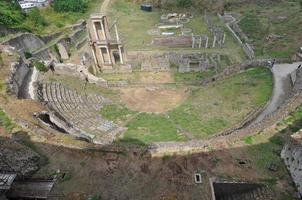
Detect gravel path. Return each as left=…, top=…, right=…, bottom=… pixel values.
left=253, top=62, right=302, bottom=124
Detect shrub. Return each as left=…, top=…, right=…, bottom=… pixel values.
left=53, top=0, right=88, bottom=13
left=24, top=51, right=32, bottom=59
left=33, top=61, right=47, bottom=72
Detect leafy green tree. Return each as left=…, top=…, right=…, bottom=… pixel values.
left=0, top=0, right=24, bottom=26
left=53, top=0, right=88, bottom=13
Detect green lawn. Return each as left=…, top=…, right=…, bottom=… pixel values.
left=122, top=113, right=187, bottom=144
left=235, top=1, right=302, bottom=59
left=169, top=67, right=273, bottom=139
left=108, top=0, right=161, bottom=50
left=99, top=104, right=136, bottom=124
left=116, top=67, right=273, bottom=143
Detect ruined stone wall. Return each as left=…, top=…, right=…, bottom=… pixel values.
left=281, top=138, right=302, bottom=198
left=3, top=33, right=46, bottom=54
left=0, top=139, right=40, bottom=176
left=6, top=56, right=31, bottom=97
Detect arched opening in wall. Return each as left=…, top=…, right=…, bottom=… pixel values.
left=113, top=51, right=121, bottom=64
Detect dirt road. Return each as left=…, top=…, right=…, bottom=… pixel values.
left=101, top=0, right=110, bottom=14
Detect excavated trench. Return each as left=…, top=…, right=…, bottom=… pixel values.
left=36, top=113, right=68, bottom=134
left=212, top=182, right=266, bottom=200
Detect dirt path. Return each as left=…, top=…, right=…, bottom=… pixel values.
left=101, top=0, right=111, bottom=14
left=253, top=62, right=302, bottom=124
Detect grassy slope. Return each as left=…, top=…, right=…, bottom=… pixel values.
left=114, top=67, right=273, bottom=144
left=169, top=67, right=272, bottom=139
left=236, top=0, right=302, bottom=59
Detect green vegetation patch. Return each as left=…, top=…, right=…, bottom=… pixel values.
left=0, top=109, right=16, bottom=133
left=99, top=104, right=136, bottom=124
left=236, top=1, right=302, bottom=59
left=123, top=113, right=187, bottom=144
left=53, top=0, right=88, bottom=13
left=169, top=67, right=273, bottom=139
left=109, top=0, right=161, bottom=50
left=173, top=70, right=215, bottom=84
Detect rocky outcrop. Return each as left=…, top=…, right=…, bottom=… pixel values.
left=0, top=139, right=40, bottom=176
left=281, top=133, right=302, bottom=198
left=5, top=51, right=32, bottom=98
left=3, top=33, right=45, bottom=54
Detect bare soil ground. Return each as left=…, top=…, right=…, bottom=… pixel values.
left=137, top=72, right=174, bottom=84
left=120, top=87, right=189, bottom=113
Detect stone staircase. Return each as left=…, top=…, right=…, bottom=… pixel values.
left=38, top=82, right=126, bottom=145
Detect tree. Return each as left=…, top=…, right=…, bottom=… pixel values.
left=0, top=1, right=24, bottom=26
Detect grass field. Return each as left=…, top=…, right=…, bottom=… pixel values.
left=99, top=67, right=274, bottom=144
left=236, top=0, right=302, bottom=59
left=108, top=0, right=245, bottom=64
left=169, top=67, right=273, bottom=139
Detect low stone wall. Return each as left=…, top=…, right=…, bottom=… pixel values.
left=201, top=59, right=271, bottom=85
left=219, top=13, right=255, bottom=60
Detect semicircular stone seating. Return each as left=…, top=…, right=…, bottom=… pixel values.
left=39, top=82, right=126, bottom=145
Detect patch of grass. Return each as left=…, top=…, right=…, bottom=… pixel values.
left=0, top=109, right=16, bottom=133
left=269, top=136, right=284, bottom=146
left=99, top=104, right=136, bottom=124
left=173, top=70, right=215, bottom=85
left=62, top=172, right=72, bottom=182
left=236, top=1, right=302, bottom=59
left=243, top=136, right=254, bottom=145
left=162, top=154, right=172, bottom=161
left=109, top=0, right=161, bottom=50
left=123, top=113, right=187, bottom=143
left=90, top=194, right=101, bottom=200
left=169, top=67, right=273, bottom=139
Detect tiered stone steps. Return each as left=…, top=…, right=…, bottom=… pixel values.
left=39, top=82, right=125, bottom=145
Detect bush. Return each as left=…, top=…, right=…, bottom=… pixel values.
left=33, top=61, right=47, bottom=72
left=53, top=0, right=88, bottom=13
left=24, top=51, right=32, bottom=59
